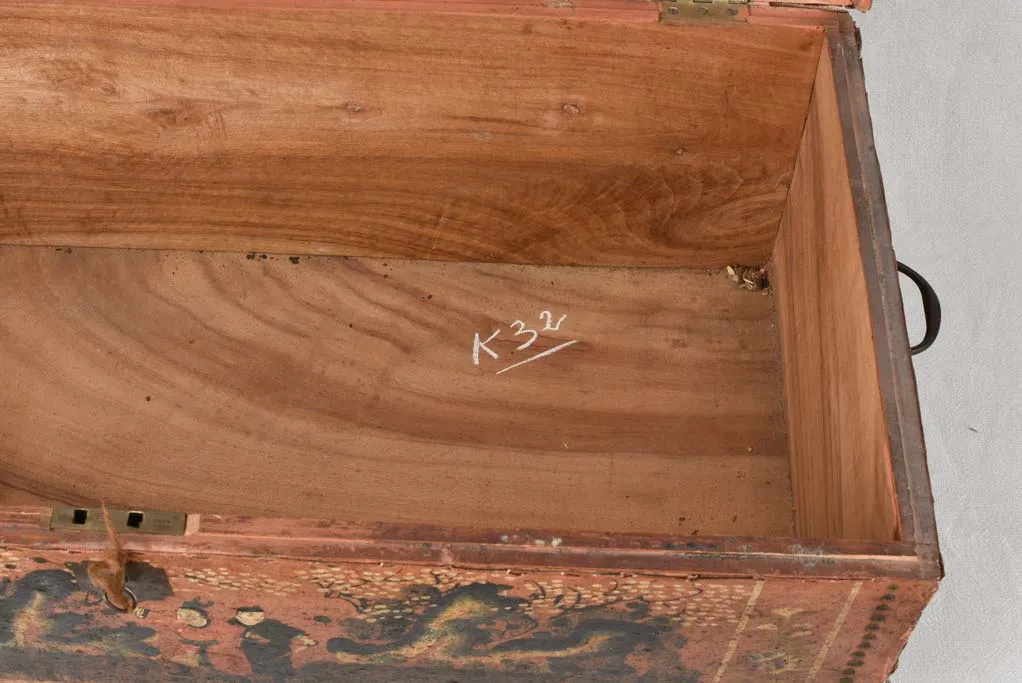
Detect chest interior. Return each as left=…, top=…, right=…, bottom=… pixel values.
left=0, top=2, right=901, bottom=546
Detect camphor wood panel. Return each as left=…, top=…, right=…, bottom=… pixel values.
left=0, top=247, right=792, bottom=536
left=772, top=46, right=899, bottom=543
left=825, top=18, right=939, bottom=557
left=0, top=2, right=821, bottom=267
left=784, top=0, right=872, bottom=10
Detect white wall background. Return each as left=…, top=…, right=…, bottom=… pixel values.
left=857, top=2, right=1022, bottom=681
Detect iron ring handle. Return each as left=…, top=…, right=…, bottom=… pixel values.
left=103, top=586, right=137, bottom=613
left=897, top=261, right=941, bottom=355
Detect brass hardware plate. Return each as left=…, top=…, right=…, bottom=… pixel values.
left=661, top=0, right=749, bottom=23
left=50, top=507, right=187, bottom=535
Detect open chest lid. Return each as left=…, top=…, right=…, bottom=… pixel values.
left=699, top=0, right=873, bottom=11
left=659, top=0, right=871, bottom=23
left=756, top=0, right=872, bottom=8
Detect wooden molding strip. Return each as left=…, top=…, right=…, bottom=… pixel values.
left=1, top=507, right=939, bottom=579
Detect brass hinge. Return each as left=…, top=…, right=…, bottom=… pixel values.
left=660, top=0, right=750, bottom=23
left=50, top=506, right=187, bottom=536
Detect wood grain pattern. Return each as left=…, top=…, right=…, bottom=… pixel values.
left=0, top=3, right=822, bottom=266
left=25, top=0, right=659, bottom=18
left=772, top=46, right=899, bottom=543
left=826, top=19, right=939, bottom=571
left=772, top=0, right=870, bottom=9
left=0, top=247, right=792, bottom=536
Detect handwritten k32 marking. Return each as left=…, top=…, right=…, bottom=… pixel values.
left=473, top=311, right=579, bottom=375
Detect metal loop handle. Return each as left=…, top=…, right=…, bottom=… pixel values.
left=897, top=261, right=941, bottom=355
left=103, top=586, right=137, bottom=613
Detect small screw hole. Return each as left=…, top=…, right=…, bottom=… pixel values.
left=126, top=511, right=144, bottom=529
left=72, top=509, right=88, bottom=525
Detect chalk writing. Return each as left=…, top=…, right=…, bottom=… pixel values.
left=495, top=340, right=580, bottom=375
left=539, top=311, right=567, bottom=331
left=508, top=320, right=539, bottom=351
left=473, top=312, right=579, bottom=375
left=473, top=329, right=500, bottom=366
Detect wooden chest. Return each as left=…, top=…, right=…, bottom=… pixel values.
left=0, top=1, right=942, bottom=680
